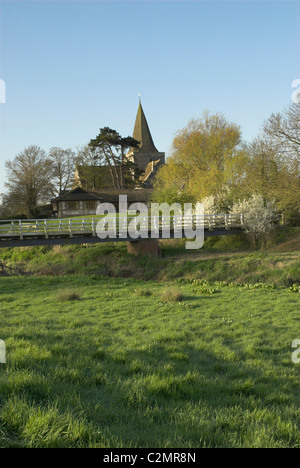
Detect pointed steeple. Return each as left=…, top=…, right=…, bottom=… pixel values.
left=132, top=101, right=159, bottom=153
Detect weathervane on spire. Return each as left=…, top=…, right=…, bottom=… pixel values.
left=138, top=93, right=141, bottom=103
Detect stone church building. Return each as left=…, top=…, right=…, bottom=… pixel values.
left=52, top=101, right=165, bottom=218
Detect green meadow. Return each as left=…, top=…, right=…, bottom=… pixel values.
left=1, top=273, right=300, bottom=448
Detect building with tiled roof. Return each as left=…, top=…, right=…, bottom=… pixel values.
left=52, top=101, right=163, bottom=217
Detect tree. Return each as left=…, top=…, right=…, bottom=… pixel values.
left=201, top=187, right=232, bottom=214
left=5, top=145, right=54, bottom=218
left=232, top=194, right=279, bottom=248
left=153, top=112, right=246, bottom=201
left=242, top=138, right=280, bottom=200
left=150, top=186, right=196, bottom=206
left=49, top=147, right=76, bottom=196
left=263, top=104, right=300, bottom=224
left=89, top=127, right=140, bottom=190
left=263, top=103, right=300, bottom=164
left=74, top=144, right=106, bottom=190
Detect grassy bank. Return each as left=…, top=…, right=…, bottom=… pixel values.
left=0, top=274, right=300, bottom=447
left=0, top=228, right=299, bottom=286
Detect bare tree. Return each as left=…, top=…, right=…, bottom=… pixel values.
left=49, top=147, right=76, bottom=196
left=74, top=144, right=106, bottom=190
left=5, top=145, right=54, bottom=218
left=263, top=103, right=300, bottom=164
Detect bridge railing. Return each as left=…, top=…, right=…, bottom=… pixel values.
left=0, top=214, right=244, bottom=241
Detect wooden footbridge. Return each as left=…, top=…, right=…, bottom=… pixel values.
left=0, top=214, right=244, bottom=249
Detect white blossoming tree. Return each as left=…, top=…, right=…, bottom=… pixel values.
left=201, top=187, right=232, bottom=214
left=231, top=194, right=279, bottom=247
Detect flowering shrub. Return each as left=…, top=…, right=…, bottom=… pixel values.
left=231, top=194, right=279, bottom=247
left=201, top=187, right=231, bottom=214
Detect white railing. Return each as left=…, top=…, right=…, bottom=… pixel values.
left=0, top=214, right=244, bottom=241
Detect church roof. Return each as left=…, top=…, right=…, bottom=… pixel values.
left=52, top=186, right=153, bottom=203
left=132, top=101, right=159, bottom=154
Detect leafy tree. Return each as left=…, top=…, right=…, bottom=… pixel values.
left=89, top=127, right=140, bottom=190
left=5, top=145, right=54, bottom=218
left=153, top=112, right=246, bottom=201
left=242, top=138, right=280, bottom=200
left=150, top=186, right=196, bottom=206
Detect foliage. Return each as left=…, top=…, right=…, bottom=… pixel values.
left=152, top=105, right=300, bottom=227
left=89, top=127, right=140, bottom=190
left=242, top=136, right=300, bottom=226
left=134, top=288, right=153, bottom=297
left=1, top=227, right=299, bottom=286
left=201, top=187, right=232, bottom=214
left=289, top=283, right=300, bottom=293
left=150, top=185, right=196, bottom=206
left=153, top=111, right=246, bottom=201
left=56, top=289, right=81, bottom=302
left=160, top=287, right=184, bottom=303
left=232, top=195, right=279, bottom=248
left=192, top=280, right=219, bottom=295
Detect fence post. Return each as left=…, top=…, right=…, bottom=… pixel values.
left=240, top=213, right=244, bottom=227
left=92, top=218, right=96, bottom=237
left=225, top=214, right=229, bottom=230
left=44, top=220, right=49, bottom=239
left=19, top=220, right=23, bottom=240
left=69, top=219, right=73, bottom=238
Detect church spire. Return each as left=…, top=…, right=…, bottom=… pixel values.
left=132, top=100, right=159, bottom=154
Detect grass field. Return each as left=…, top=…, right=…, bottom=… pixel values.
left=1, top=274, right=300, bottom=448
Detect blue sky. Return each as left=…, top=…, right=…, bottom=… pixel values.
left=0, top=0, right=299, bottom=195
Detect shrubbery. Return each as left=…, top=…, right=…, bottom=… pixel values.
left=231, top=195, right=279, bottom=248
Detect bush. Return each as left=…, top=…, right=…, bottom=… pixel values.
left=161, top=287, right=184, bottom=303
left=56, top=289, right=81, bottom=302
left=135, top=288, right=153, bottom=297
left=201, top=188, right=231, bottom=214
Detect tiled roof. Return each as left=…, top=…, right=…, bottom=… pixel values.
left=52, top=187, right=153, bottom=203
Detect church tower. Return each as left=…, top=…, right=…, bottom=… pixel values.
left=129, top=99, right=165, bottom=173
